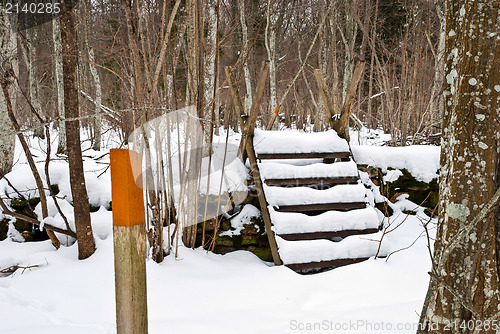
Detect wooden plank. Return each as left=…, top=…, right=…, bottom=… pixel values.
left=246, top=137, right=282, bottom=266
left=286, top=257, right=370, bottom=271
left=275, top=202, right=367, bottom=213
left=278, top=228, right=380, bottom=241
left=257, top=152, right=351, bottom=160
left=264, top=176, right=359, bottom=186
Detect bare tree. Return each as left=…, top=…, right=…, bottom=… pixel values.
left=60, top=0, right=96, bottom=260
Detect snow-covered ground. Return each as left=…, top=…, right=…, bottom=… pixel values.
left=0, top=127, right=438, bottom=333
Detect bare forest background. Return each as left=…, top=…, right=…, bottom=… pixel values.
left=2, top=0, right=445, bottom=150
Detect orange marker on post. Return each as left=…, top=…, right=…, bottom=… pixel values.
left=110, top=149, right=148, bottom=334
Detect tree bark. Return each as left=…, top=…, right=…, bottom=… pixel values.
left=60, top=0, right=96, bottom=260
left=0, top=5, right=16, bottom=176
left=25, top=26, right=45, bottom=139
left=238, top=0, right=252, bottom=115
left=419, top=0, right=500, bottom=332
left=82, top=0, right=102, bottom=151
left=52, top=15, right=66, bottom=154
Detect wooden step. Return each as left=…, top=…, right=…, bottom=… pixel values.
left=274, top=202, right=367, bottom=213
left=286, top=257, right=370, bottom=272
left=257, top=152, right=350, bottom=160
left=264, top=176, right=359, bottom=187
left=278, top=228, right=381, bottom=241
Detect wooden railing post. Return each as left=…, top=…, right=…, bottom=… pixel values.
left=110, top=149, right=148, bottom=334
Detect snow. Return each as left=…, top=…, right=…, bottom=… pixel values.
left=254, top=129, right=349, bottom=154
left=269, top=206, right=380, bottom=235
left=264, top=183, right=367, bottom=206
left=259, top=161, right=358, bottom=180
left=383, top=169, right=403, bottom=183
left=352, top=145, right=440, bottom=183
left=0, top=126, right=439, bottom=334
left=275, top=232, right=389, bottom=264
left=220, top=204, right=261, bottom=236
left=0, top=204, right=434, bottom=334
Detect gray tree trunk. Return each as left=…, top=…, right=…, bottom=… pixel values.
left=0, top=5, right=16, bottom=176
left=238, top=0, right=252, bottom=115
left=204, top=0, right=217, bottom=147
left=52, top=15, right=66, bottom=154
left=82, top=0, right=102, bottom=151
left=60, top=0, right=96, bottom=260
left=26, top=27, right=44, bottom=139
left=265, top=0, right=278, bottom=128
left=419, top=0, right=500, bottom=332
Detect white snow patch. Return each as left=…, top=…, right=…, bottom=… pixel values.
left=383, top=169, right=403, bottom=183
left=352, top=145, right=440, bottom=183
left=254, top=129, right=349, bottom=154
left=270, top=206, right=379, bottom=235
left=220, top=204, right=261, bottom=236
left=264, top=183, right=367, bottom=206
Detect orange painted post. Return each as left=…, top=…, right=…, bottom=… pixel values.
left=110, top=149, right=148, bottom=334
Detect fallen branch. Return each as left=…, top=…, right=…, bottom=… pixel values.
left=0, top=264, right=39, bottom=276
left=0, top=198, right=77, bottom=238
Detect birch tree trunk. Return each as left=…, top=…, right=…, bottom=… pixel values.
left=25, top=27, right=45, bottom=138
left=238, top=0, right=252, bottom=115
left=82, top=0, right=102, bottom=151
left=204, top=0, right=218, bottom=147
left=0, top=5, right=16, bottom=176
left=419, top=0, right=500, bottom=331
left=265, top=0, right=278, bottom=128
left=342, top=3, right=354, bottom=103
left=183, top=0, right=204, bottom=247
left=53, top=15, right=66, bottom=154
left=60, top=0, right=96, bottom=260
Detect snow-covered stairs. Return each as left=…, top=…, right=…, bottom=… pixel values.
left=253, top=129, right=382, bottom=272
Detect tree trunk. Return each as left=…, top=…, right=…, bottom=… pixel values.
left=25, top=26, right=45, bottom=139
left=52, top=15, right=66, bottom=154
left=238, top=0, right=252, bottom=115
left=204, top=0, right=218, bottom=147
left=419, top=0, right=500, bottom=332
left=265, top=0, right=278, bottom=128
left=0, top=6, right=16, bottom=176
left=60, top=0, right=96, bottom=260
left=82, top=0, right=102, bottom=151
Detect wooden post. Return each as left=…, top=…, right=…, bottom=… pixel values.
left=313, top=69, right=337, bottom=129
left=245, top=137, right=282, bottom=266
left=335, top=60, right=365, bottom=140
left=110, top=149, right=148, bottom=334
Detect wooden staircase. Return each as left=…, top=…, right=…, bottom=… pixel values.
left=251, top=129, right=384, bottom=273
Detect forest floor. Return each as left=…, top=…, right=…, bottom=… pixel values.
left=0, top=127, right=438, bottom=334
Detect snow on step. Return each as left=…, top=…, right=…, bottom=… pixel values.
left=264, top=183, right=367, bottom=206
left=254, top=129, right=349, bottom=154
left=258, top=161, right=358, bottom=181
left=269, top=206, right=379, bottom=235
left=275, top=232, right=389, bottom=265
